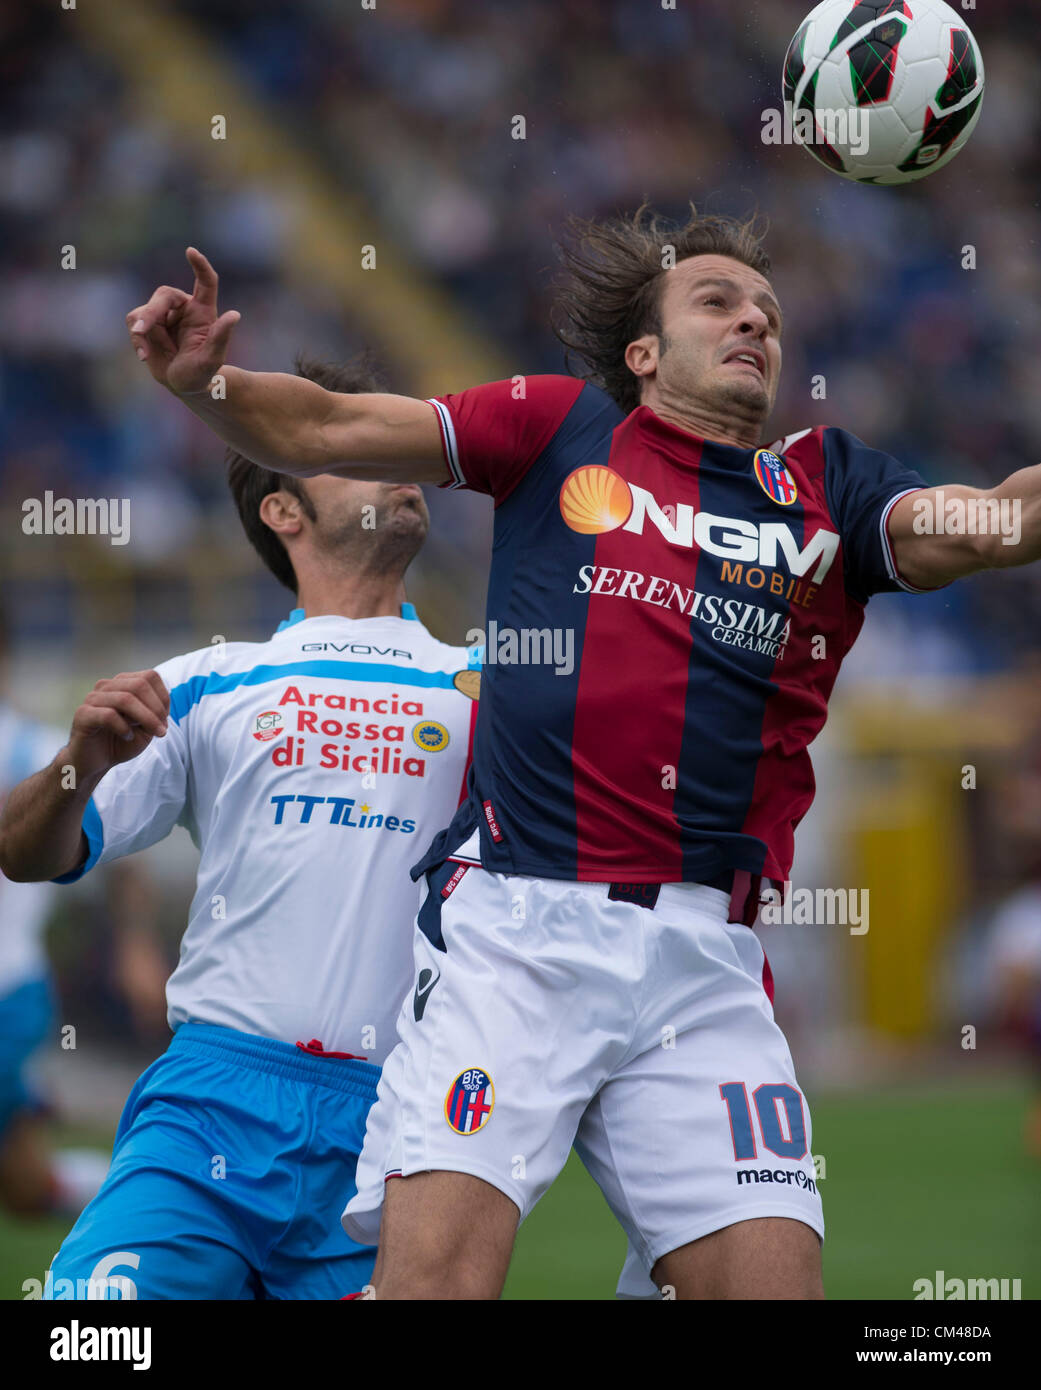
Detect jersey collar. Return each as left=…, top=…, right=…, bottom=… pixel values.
left=275, top=603, right=419, bottom=634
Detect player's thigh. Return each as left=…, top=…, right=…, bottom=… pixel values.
left=375, top=1170, right=520, bottom=1300
left=47, top=1082, right=269, bottom=1300
left=262, top=1083, right=378, bottom=1300
left=576, top=934, right=823, bottom=1298
left=345, top=864, right=638, bottom=1284
left=654, top=1216, right=823, bottom=1300
left=47, top=1157, right=258, bottom=1300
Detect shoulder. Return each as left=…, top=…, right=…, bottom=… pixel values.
left=436, top=374, right=612, bottom=423
left=406, top=624, right=482, bottom=702
left=410, top=625, right=481, bottom=675
left=155, top=640, right=266, bottom=685
left=156, top=639, right=275, bottom=719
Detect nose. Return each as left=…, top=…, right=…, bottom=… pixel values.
left=737, top=303, right=770, bottom=338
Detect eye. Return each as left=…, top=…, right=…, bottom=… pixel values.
left=704, top=295, right=726, bottom=308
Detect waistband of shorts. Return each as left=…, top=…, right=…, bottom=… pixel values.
left=606, top=871, right=776, bottom=924
left=168, top=1022, right=381, bottom=1099
left=641, top=880, right=732, bottom=914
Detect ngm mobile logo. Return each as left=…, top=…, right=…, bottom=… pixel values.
left=558, top=464, right=838, bottom=587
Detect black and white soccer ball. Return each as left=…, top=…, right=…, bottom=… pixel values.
left=783, top=0, right=985, bottom=184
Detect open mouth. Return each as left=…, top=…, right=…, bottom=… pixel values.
left=723, top=350, right=766, bottom=378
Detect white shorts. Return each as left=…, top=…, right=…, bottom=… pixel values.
left=342, top=843, right=824, bottom=1297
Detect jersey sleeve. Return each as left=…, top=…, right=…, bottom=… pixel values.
left=53, top=658, right=191, bottom=884
left=427, top=375, right=587, bottom=503
left=822, top=427, right=937, bottom=602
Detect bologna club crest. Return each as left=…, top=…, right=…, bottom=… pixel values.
left=444, top=1067, right=495, bottom=1135
left=752, top=449, right=798, bottom=506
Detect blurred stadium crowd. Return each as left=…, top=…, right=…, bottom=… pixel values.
left=1, top=0, right=1040, bottom=1077
left=2, top=0, right=1041, bottom=662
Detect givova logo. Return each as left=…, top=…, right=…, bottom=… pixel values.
left=558, top=466, right=838, bottom=583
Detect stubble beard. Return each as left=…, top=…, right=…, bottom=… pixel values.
left=319, top=498, right=429, bottom=578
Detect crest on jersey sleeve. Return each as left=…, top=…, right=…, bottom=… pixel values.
left=452, top=669, right=481, bottom=701
left=444, top=1067, right=494, bottom=1135
left=752, top=449, right=798, bottom=506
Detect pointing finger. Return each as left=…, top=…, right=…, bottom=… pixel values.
left=186, top=247, right=219, bottom=310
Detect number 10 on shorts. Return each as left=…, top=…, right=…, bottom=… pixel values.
left=719, top=1082, right=807, bottom=1160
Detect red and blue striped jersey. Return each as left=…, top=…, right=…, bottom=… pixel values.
left=417, top=374, right=930, bottom=886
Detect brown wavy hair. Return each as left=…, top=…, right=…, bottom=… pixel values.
left=552, top=203, right=771, bottom=415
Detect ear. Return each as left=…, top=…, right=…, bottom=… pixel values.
left=625, top=334, right=659, bottom=384
left=258, top=490, right=305, bottom=539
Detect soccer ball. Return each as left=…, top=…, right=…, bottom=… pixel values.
left=782, top=0, right=985, bottom=184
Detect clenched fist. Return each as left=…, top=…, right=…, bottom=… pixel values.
left=68, top=670, right=171, bottom=780
left=126, top=247, right=240, bottom=395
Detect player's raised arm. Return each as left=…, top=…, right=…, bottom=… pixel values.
left=127, top=249, right=448, bottom=484
left=887, top=465, right=1041, bottom=589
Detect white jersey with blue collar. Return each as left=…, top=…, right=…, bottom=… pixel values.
left=57, top=606, right=479, bottom=1063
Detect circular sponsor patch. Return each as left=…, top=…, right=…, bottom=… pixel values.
left=752, top=449, right=798, bottom=506
left=453, top=669, right=481, bottom=701
left=252, top=710, right=283, bottom=742
left=444, top=1067, right=494, bottom=1135
left=413, top=719, right=450, bottom=752
left=559, top=465, right=632, bottom=534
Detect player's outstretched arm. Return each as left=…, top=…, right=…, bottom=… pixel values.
left=127, top=249, right=447, bottom=483
left=888, top=465, right=1041, bottom=588
left=0, top=672, right=169, bottom=883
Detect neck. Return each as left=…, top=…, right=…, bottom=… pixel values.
left=642, top=388, right=764, bottom=450
left=293, top=568, right=410, bottom=622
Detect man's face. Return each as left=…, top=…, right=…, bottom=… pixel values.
left=645, top=253, right=783, bottom=423
left=284, top=476, right=430, bottom=573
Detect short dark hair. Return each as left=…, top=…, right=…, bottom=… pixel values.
left=226, top=353, right=388, bottom=592
left=552, top=203, right=771, bottom=415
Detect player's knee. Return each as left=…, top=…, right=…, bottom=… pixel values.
left=376, top=1258, right=501, bottom=1301
left=375, top=1226, right=507, bottom=1299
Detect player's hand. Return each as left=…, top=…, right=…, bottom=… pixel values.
left=66, top=671, right=170, bottom=779
left=126, top=248, right=241, bottom=395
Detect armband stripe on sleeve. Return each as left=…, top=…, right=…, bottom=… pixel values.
left=52, top=796, right=104, bottom=885
left=426, top=399, right=465, bottom=489
left=880, top=488, right=935, bottom=594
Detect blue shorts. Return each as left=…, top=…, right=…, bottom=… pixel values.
left=0, top=975, right=54, bottom=1138
left=46, top=1023, right=379, bottom=1300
